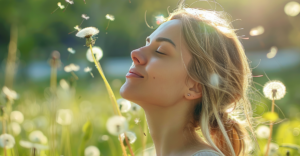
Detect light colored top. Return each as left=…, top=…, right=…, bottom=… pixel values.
left=191, top=150, right=223, bottom=156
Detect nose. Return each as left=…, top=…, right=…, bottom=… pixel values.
left=130, top=48, right=146, bottom=65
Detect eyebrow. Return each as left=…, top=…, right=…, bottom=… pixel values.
left=146, top=37, right=176, bottom=48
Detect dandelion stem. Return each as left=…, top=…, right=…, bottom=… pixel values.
left=50, top=63, right=57, bottom=156
left=106, top=20, right=110, bottom=30
left=63, top=4, right=69, bottom=12
left=89, top=44, right=133, bottom=156
left=51, top=7, right=59, bottom=14
left=71, top=71, right=79, bottom=80
left=264, top=98, right=275, bottom=156
left=124, top=134, right=134, bottom=156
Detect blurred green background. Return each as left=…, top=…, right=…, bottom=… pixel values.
left=0, top=0, right=300, bottom=155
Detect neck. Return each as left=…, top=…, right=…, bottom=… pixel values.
left=144, top=101, right=200, bottom=156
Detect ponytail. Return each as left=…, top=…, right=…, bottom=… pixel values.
left=210, top=113, right=246, bottom=156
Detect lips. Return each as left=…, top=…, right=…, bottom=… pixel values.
left=128, top=68, right=144, bottom=78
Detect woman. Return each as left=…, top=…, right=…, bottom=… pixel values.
left=120, top=2, right=257, bottom=156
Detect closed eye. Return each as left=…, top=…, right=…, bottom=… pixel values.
left=155, top=50, right=165, bottom=55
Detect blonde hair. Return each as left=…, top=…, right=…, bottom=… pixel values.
left=165, top=2, right=259, bottom=156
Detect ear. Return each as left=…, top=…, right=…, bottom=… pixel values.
left=185, top=81, right=202, bottom=100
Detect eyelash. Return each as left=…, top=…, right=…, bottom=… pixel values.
left=155, top=50, right=165, bottom=55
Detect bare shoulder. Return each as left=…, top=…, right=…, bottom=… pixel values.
left=191, top=150, right=222, bottom=156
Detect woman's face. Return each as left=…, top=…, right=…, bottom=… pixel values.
left=120, top=19, right=194, bottom=108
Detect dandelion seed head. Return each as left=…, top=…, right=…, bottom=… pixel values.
left=263, top=80, right=286, bottom=100
left=284, top=1, right=300, bottom=17
left=2, top=86, right=18, bottom=101
left=67, top=47, right=75, bottom=54
left=106, top=116, right=128, bottom=136
left=263, top=142, right=278, bottom=156
left=10, top=122, right=21, bottom=135
left=84, top=67, right=92, bottom=72
left=59, top=79, right=70, bottom=90
left=19, top=140, right=49, bottom=150
left=56, top=109, right=73, bottom=125
left=29, top=130, right=48, bottom=144
left=10, top=111, right=24, bottom=124
left=131, top=103, right=141, bottom=113
left=255, top=125, right=270, bottom=139
left=266, top=46, right=277, bottom=59
left=76, top=27, right=99, bottom=38
left=250, top=26, right=264, bottom=36
left=86, top=46, right=103, bottom=62
left=0, top=134, right=15, bottom=149
left=57, top=2, right=65, bottom=9
left=106, top=14, right=115, bottom=21
left=65, top=0, right=74, bottom=4
left=84, top=146, right=100, bottom=156
left=119, top=131, right=137, bottom=144
left=117, top=98, right=131, bottom=113
left=64, top=63, right=80, bottom=72
left=293, top=128, right=300, bottom=136
left=82, top=14, right=90, bottom=20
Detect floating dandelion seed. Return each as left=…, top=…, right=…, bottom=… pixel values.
left=51, top=2, right=65, bottom=14
left=117, top=98, right=132, bottom=113
left=10, top=122, right=21, bottom=135
left=0, top=134, right=15, bottom=149
left=119, top=131, right=137, bottom=144
left=19, top=140, right=49, bottom=150
left=105, top=14, right=115, bottom=30
left=250, top=26, right=264, bottom=36
left=59, top=79, right=70, bottom=90
left=29, top=130, right=48, bottom=144
left=64, top=63, right=80, bottom=72
left=10, top=111, right=24, bottom=123
left=106, top=116, right=128, bottom=136
left=67, top=47, right=75, bottom=54
left=82, top=14, right=90, bottom=20
left=267, top=46, right=278, bottom=59
left=86, top=46, right=103, bottom=62
left=84, top=146, right=100, bottom=156
left=56, top=109, right=73, bottom=125
left=65, top=0, right=74, bottom=4
left=155, top=15, right=165, bottom=25
left=264, top=143, right=279, bottom=156
left=84, top=67, right=92, bottom=72
left=63, top=0, right=74, bottom=12
left=2, top=86, right=18, bottom=101
left=84, top=67, right=94, bottom=78
left=57, top=2, right=65, bottom=9
left=284, top=1, right=300, bottom=17
left=255, top=125, right=270, bottom=139
left=74, top=25, right=81, bottom=31
left=106, top=14, right=115, bottom=21
left=263, top=80, right=286, bottom=100
left=134, top=118, right=140, bottom=124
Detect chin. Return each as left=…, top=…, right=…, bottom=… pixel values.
left=119, top=82, right=144, bottom=106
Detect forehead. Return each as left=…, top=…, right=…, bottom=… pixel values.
left=149, top=19, right=182, bottom=43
